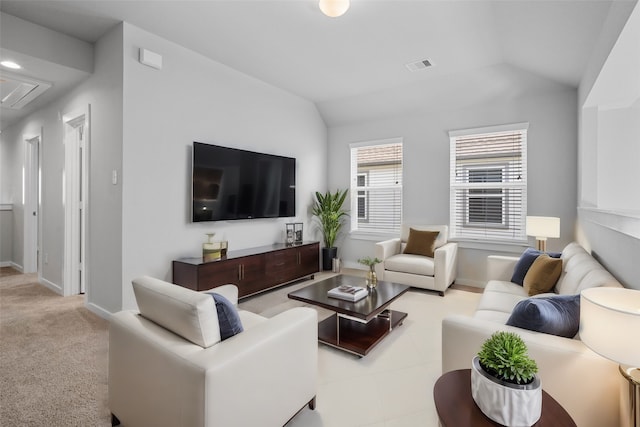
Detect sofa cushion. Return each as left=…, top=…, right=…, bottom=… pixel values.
left=476, top=280, right=528, bottom=316
left=511, top=248, right=561, bottom=286
left=506, top=294, right=580, bottom=338
left=132, top=276, right=221, bottom=348
left=384, top=253, right=434, bottom=276
left=403, top=228, right=439, bottom=257
left=208, top=293, right=244, bottom=341
left=523, top=255, right=563, bottom=296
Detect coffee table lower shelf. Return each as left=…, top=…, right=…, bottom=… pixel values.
left=317, top=310, right=407, bottom=357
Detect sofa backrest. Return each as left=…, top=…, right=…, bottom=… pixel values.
left=555, top=243, right=623, bottom=295
left=400, top=224, right=448, bottom=249
left=132, top=276, right=221, bottom=348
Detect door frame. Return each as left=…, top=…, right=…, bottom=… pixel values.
left=62, top=107, right=90, bottom=296
left=23, top=132, right=41, bottom=275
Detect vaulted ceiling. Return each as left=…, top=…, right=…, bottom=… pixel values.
left=0, top=0, right=636, bottom=129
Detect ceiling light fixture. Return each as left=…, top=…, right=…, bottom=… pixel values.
left=319, top=0, right=350, bottom=18
left=1, top=61, right=22, bottom=70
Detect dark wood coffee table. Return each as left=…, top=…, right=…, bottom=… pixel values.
left=288, top=275, right=410, bottom=356
left=434, top=369, right=577, bottom=426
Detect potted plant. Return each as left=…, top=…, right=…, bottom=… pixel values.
left=311, top=189, right=349, bottom=270
left=471, top=331, right=541, bottom=426
left=357, top=256, right=382, bottom=288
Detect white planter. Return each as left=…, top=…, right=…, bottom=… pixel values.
left=471, top=356, right=542, bottom=427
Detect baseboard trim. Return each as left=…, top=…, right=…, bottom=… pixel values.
left=454, top=278, right=485, bottom=288
left=86, top=301, right=112, bottom=320
left=40, top=277, right=63, bottom=295
left=0, top=261, right=11, bottom=267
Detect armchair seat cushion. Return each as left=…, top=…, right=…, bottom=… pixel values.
left=384, top=253, right=434, bottom=276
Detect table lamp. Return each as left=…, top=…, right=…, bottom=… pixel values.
left=580, top=287, right=640, bottom=427
left=526, top=216, right=560, bottom=252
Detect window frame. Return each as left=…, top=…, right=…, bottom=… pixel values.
left=349, top=137, right=403, bottom=237
left=449, top=123, right=528, bottom=243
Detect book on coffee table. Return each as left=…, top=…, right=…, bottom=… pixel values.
left=328, top=285, right=368, bottom=302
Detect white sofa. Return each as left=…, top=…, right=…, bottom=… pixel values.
left=375, top=224, right=458, bottom=296
left=442, top=242, right=624, bottom=427
left=109, top=276, right=318, bottom=427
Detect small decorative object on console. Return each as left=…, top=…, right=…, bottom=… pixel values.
left=294, top=223, right=303, bottom=244
left=286, top=223, right=295, bottom=245
left=202, top=233, right=227, bottom=261
left=328, top=285, right=368, bottom=302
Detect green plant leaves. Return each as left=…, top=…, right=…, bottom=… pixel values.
left=477, top=331, right=538, bottom=385
left=311, top=189, right=349, bottom=248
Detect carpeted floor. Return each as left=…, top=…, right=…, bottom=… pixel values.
left=0, top=267, right=481, bottom=426
left=0, top=267, right=110, bottom=426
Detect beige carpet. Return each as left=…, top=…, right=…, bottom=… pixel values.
left=0, top=267, right=481, bottom=426
left=0, top=268, right=110, bottom=426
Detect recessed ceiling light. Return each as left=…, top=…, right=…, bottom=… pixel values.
left=1, top=61, right=22, bottom=69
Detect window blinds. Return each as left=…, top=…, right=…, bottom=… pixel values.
left=449, top=126, right=527, bottom=241
left=350, top=140, right=403, bottom=234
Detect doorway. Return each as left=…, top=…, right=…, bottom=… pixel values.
left=23, top=134, right=41, bottom=274
left=63, top=108, right=89, bottom=296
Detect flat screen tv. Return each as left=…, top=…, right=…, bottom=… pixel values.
left=192, top=142, right=296, bottom=222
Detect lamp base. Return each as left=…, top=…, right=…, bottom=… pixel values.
left=620, top=365, right=640, bottom=427
left=535, top=238, right=547, bottom=252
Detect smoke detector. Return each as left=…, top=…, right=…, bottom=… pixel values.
left=405, top=59, right=433, bottom=72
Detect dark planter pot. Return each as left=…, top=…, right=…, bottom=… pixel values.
left=322, top=247, right=338, bottom=271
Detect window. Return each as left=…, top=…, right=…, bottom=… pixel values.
left=449, top=124, right=527, bottom=242
left=350, top=138, right=403, bottom=234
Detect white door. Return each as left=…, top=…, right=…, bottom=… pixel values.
left=24, top=135, right=40, bottom=274
left=63, top=111, right=88, bottom=296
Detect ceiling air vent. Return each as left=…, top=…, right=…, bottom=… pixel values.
left=0, top=72, right=51, bottom=110
left=405, top=59, right=433, bottom=72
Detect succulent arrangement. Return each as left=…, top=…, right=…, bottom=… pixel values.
left=477, top=331, right=538, bottom=385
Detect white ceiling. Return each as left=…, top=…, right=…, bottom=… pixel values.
left=0, top=0, right=636, bottom=128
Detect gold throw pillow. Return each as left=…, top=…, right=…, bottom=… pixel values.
left=403, top=229, right=440, bottom=258
left=523, top=255, right=563, bottom=296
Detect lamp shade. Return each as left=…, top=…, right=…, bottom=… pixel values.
left=319, top=0, right=350, bottom=17
left=526, top=216, right=560, bottom=238
left=580, top=287, right=640, bottom=367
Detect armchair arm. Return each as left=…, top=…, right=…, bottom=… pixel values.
left=434, top=242, right=458, bottom=291
left=191, top=307, right=318, bottom=427
left=442, top=315, right=621, bottom=427
left=375, top=238, right=401, bottom=278
left=487, top=255, right=519, bottom=282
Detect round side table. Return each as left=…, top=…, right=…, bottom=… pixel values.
left=434, top=369, right=576, bottom=427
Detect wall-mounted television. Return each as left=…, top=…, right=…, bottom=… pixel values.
left=192, top=142, right=296, bottom=222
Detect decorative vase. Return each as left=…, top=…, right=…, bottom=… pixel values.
left=470, top=356, right=542, bottom=426
left=203, top=233, right=228, bottom=262
left=366, top=268, right=378, bottom=289
left=322, top=247, right=337, bottom=271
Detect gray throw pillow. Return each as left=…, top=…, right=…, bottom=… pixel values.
left=506, top=294, right=580, bottom=338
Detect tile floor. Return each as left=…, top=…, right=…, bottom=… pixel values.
left=239, top=270, right=482, bottom=427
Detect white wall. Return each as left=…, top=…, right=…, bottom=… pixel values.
left=0, top=24, right=124, bottom=309
left=578, top=1, right=640, bottom=290
left=328, top=88, right=578, bottom=286
left=119, top=23, right=327, bottom=309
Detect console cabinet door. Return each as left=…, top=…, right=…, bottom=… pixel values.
left=236, top=255, right=266, bottom=297
left=297, top=243, right=320, bottom=276
left=264, top=249, right=298, bottom=285
left=197, top=258, right=244, bottom=291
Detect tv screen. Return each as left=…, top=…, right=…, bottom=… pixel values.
left=192, top=142, right=296, bottom=222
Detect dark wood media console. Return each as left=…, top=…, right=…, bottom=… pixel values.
left=172, top=241, right=319, bottom=298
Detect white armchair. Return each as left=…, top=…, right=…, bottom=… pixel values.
left=375, top=224, right=458, bottom=296
left=109, top=276, right=318, bottom=427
